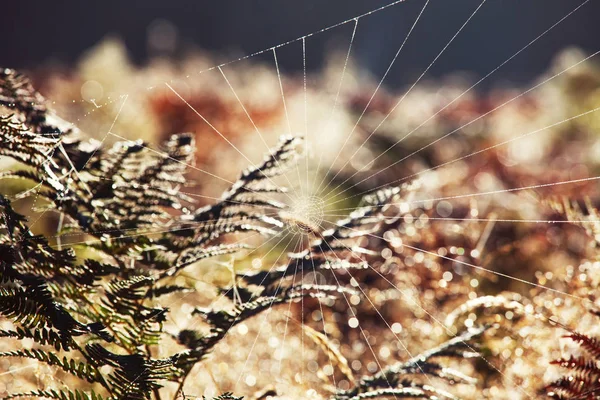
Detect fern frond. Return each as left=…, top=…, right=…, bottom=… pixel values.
left=146, top=284, right=192, bottom=298
left=546, top=330, right=600, bottom=399
left=181, top=135, right=302, bottom=246
left=86, top=344, right=182, bottom=399
left=0, top=348, right=100, bottom=382
left=0, top=278, right=111, bottom=341
left=241, top=182, right=418, bottom=292
left=159, top=243, right=250, bottom=279
left=196, top=284, right=356, bottom=332
left=337, top=386, right=457, bottom=400
left=0, top=327, right=73, bottom=351
left=0, top=115, right=59, bottom=167
left=202, top=393, right=243, bottom=400
left=336, top=327, right=486, bottom=399
left=2, top=389, right=106, bottom=400
left=0, top=68, right=52, bottom=133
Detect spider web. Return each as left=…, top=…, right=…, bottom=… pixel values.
left=2, top=0, right=600, bottom=399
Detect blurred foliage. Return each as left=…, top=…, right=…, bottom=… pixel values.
left=2, top=37, right=600, bottom=400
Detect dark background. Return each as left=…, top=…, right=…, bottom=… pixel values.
left=2, top=0, right=598, bottom=89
